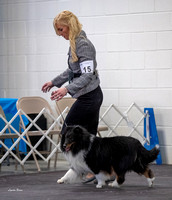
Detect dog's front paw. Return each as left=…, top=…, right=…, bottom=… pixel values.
left=147, top=177, right=155, bottom=187
left=96, top=181, right=105, bottom=189
left=57, top=178, right=64, bottom=184
left=96, top=184, right=103, bottom=189
left=108, top=180, right=120, bottom=188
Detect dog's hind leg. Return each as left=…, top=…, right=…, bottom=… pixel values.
left=143, top=168, right=155, bottom=187
left=57, top=168, right=81, bottom=184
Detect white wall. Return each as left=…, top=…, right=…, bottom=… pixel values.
left=0, top=0, right=172, bottom=164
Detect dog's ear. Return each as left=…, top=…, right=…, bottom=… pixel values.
left=73, top=126, right=90, bottom=138
left=73, top=125, right=83, bottom=134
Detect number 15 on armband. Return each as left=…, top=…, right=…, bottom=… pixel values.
left=80, top=60, right=94, bottom=74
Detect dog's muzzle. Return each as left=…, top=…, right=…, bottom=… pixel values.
left=63, top=142, right=75, bottom=152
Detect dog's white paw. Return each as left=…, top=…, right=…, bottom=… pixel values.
left=147, top=177, right=155, bottom=187
left=96, top=184, right=103, bottom=189
left=57, top=178, right=64, bottom=184
left=108, top=180, right=120, bottom=188
left=95, top=180, right=106, bottom=189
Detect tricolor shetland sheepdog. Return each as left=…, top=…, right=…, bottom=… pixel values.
left=57, top=126, right=160, bottom=188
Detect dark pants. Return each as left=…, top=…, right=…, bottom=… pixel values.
left=61, top=86, right=103, bottom=135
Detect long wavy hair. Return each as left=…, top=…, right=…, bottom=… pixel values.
left=53, top=10, right=82, bottom=62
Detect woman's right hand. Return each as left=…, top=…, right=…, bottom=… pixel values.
left=41, top=81, right=54, bottom=93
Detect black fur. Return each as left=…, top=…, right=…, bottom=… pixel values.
left=60, top=125, right=160, bottom=186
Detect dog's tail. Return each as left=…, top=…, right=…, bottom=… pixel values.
left=141, top=145, right=160, bottom=164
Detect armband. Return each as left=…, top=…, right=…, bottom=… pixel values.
left=79, top=60, right=94, bottom=74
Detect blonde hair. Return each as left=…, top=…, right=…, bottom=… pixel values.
left=53, top=10, right=82, bottom=62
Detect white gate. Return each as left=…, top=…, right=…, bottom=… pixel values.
left=99, top=102, right=149, bottom=145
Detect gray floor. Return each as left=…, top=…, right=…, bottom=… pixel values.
left=0, top=161, right=172, bottom=200
left=0, top=157, right=70, bottom=176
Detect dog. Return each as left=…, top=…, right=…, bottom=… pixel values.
left=57, top=125, right=160, bottom=188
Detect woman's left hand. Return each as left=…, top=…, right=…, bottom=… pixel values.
left=50, top=87, right=68, bottom=101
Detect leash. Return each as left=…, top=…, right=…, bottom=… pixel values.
left=56, top=101, right=68, bottom=128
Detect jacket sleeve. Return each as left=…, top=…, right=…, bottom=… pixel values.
left=51, top=68, right=70, bottom=88
left=65, top=39, right=96, bottom=95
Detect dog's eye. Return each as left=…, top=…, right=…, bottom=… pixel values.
left=66, top=135, right=72, bottom=140
left=69, top=136, right=73, bottom=140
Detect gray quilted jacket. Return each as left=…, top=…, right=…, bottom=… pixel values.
left=51, top=30, right=100, bottom=98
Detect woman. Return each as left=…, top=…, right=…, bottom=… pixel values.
left=42, top=10, right=103, bottom=137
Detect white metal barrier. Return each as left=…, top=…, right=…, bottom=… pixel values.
left=0, top=108, right=68, bottom=165
left=99, top=102, right=149, bottom=145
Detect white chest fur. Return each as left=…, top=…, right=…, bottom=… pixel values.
left=64, top=150, right=91, bottom=175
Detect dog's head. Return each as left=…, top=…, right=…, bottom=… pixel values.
left=60, top=125, right=91, bottom=155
